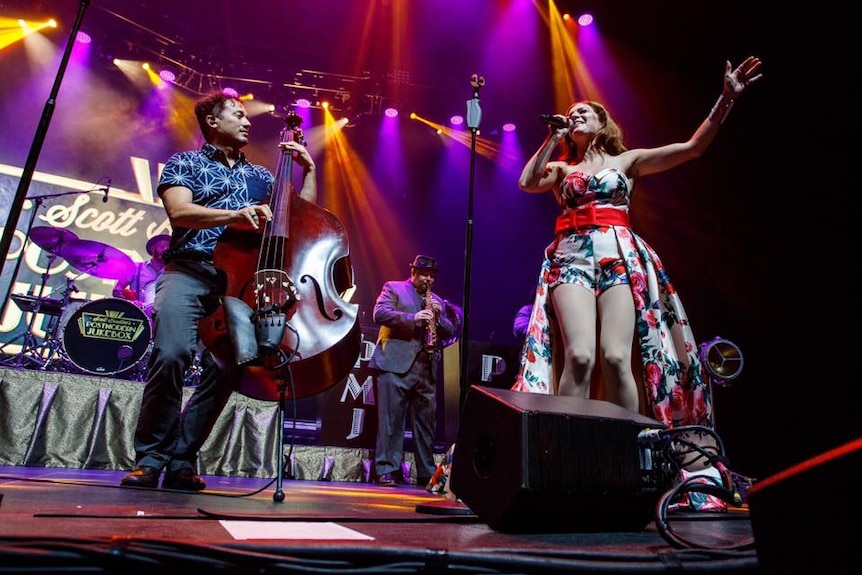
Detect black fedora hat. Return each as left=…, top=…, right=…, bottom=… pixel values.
left=409, top=254, right=438, bottom=271
left=145, top=234, right=171, bottom=256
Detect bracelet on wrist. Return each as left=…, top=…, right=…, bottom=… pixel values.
left=708, top=93, right=736, bottom=125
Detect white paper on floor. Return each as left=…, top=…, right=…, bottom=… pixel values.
left=220, top=520, right=375, bottom=540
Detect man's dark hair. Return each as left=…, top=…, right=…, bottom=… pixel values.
left=193, top=91, right=236, bottom=140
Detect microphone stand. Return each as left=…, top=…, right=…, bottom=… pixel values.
left=414, top=75, right=487, bottom=519
left=0, top=0, right=92, bottom=305
left=459, top=74, right=485, bottom=412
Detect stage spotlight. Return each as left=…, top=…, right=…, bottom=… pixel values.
left=698, top=337, right=744, bottom=387
left=75, top=31, right=91, bottom=44
left=242, top=99, right=275, bottom=118
left=450, top=115, right=464, bottom=126
left=296, top=98, right=311, bottom=108
left=222, top=87, right=239, bottom=98
left=384, top=107, right=398, bottom=118
left=503, top=123, right=516, bottom=132
left=577, top=13, right=594, bottom=26
left=20, top=18, right=57, bottom=29
left=158, top=69, right=176, bottom=83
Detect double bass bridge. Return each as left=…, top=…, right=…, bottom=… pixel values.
left=254, top=268, right=299, bottom=312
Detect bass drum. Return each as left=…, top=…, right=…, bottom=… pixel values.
left=60, top=298, right=152, bottom=376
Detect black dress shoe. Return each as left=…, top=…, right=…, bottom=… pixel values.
left=162, top=468, right=206, bottom=491
left=377, top=473, right=396, bottom=487
left=120, top=466, right=160, bottom=488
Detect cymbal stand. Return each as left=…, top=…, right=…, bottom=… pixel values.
left=39, top=277, right=79, bottom=371
left=0, top=191, right=46, bottom=365
left=0, top=191, right=44, bottom=331
left=0, top=250, right=58, bottom=369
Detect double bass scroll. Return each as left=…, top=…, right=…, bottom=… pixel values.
left=199, top=111, right=361, bottom=402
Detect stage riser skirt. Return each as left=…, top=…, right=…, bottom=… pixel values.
left=0, top=367, right=412, bottom=482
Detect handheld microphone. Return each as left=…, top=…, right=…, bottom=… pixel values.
left=540, top=114, right=572, bottom=129
left=102, top=179, right=111, bottom=203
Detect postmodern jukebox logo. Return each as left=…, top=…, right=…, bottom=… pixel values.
left=75, top=308, right=147, bottom=343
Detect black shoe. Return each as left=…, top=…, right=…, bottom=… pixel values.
left=377, top=473, right=396, bottom=487
left=416, top=476, right=432, bottom=487
left=162, top=468, right=206, bottom=491
left=120, top=466, right=161, bottom=488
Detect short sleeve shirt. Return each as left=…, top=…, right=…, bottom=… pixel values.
left=157, top=143, right=274, bottom=260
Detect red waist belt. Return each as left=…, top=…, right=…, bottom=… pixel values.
left=555, top=207, right=630, bottom=235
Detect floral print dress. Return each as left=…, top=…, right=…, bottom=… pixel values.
left=511, top=168, right=714, bottom=430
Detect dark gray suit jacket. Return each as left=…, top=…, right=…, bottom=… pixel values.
left=368, top=278, right=455, bottom=376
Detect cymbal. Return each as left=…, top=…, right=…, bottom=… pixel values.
left=9, top=293, right=85, bottom=316
left=59, top=239, right=136, bottom=280
left=30, top=226, right=79, bottom=255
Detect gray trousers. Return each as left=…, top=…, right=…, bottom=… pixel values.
left=374, top=352, right=437, bottom=481
left=133, top=260, right=234, bottom=474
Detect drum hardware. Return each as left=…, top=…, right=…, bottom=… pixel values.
left=37, top=277, right=83, bottom=371
left=10, top=294, right=60, bottom=316
left=1, top=276, right=80, bottom=370
left=0, top=225, right=73, bottom=369
left=1, top=217, right=139, bottom=374
left=0, top=193, right=125, bottom=369
left=0, top=222, right=77, bottom=368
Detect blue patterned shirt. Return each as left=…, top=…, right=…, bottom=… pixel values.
left=157, top=143, right=274, bottom=260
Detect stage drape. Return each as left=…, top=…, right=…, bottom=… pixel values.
left=0, top=367, right=376, bottom=481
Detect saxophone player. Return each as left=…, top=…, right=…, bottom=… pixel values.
left=369, top=255, right=455, bottom=488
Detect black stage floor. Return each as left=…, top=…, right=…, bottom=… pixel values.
left=0, top=465, right=760, bottom=573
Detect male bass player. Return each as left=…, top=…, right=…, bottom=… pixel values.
left=120, top=90, right=317, bottom=491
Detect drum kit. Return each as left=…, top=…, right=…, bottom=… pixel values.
left=3, top=226, right=152, bottom=379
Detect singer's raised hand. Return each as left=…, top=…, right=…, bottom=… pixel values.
left=723, top=56, right=763, bottom=99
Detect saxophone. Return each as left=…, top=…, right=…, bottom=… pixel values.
left=423, top=288, right=438, bottom=352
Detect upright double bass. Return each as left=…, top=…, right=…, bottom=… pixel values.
left=199, top=112, right=361, bottom=401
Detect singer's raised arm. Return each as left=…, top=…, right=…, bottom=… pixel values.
left=518, top=132, right=567, bottom=192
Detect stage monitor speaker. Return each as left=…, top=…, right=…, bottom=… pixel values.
left=450, top=385, right=671, bottom=533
